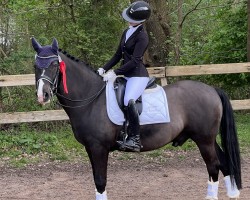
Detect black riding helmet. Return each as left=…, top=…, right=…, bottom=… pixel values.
left=122, top=1, right=151, bottom=23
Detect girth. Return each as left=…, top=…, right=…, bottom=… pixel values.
left=113, top=77, right=157, bottom=114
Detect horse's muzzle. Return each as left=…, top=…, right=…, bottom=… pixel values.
left=37, top=91, right=51, bottom=105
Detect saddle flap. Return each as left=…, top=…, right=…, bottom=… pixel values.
left=114, top=77, right=126, bottom=111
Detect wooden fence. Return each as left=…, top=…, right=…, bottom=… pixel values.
left=0, top=62, right=249, bottom=124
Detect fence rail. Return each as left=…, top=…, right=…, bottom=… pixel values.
left=0, top=62, right=249, bottom=124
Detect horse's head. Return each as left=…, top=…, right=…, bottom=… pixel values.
left=32, top=38, right=60, bottom=105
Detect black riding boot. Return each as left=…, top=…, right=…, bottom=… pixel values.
left=117, top=99, right=141, bottom=152
left=118, top=107, right=128, bottom=141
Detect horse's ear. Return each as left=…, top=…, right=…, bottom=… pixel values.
left=52, top=38, right=59, bottom=52
left=31, top=37, right=42, bottom=53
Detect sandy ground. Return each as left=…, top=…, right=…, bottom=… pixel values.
left=0, top=150, right=249, bottom=200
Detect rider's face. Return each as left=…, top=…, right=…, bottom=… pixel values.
left=129, top=22, right=141, bottom=26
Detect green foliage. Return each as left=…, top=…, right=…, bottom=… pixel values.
left=19, top=0, right=129, bottom=66
left=235, top=113, right=250, bottom=153
left=207, top=3, right=247, bottom=63
left=197, top=2, right=250, bottom=91
left=0, top=49, right=34, bottom=74
left=0, top=125, right=86, bottom=167
left=168, top=0, right=249, bottom=99
left=0, top=0, right=130, bottom=115
left=172, top=1, right=247, bottom=66
left=1, top=0, right=129, bottom=66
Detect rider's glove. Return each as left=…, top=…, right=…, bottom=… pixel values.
left=97, top=68, right=105, bottom=76
left=103, top=70, right=117, bottom=82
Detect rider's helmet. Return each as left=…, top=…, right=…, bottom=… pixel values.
left=122, top=1, right=151, bottom=23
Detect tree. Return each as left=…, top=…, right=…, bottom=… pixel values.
left=145, top=0, right=171, bottom=67
left=247, top=0, right=250, bottom=61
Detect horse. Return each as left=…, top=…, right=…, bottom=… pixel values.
left=31, top=37, right=242, bottom=200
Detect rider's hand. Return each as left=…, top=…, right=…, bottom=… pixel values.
left=97, top=68, right=105, bottom=76
left=103, top=70, right=117, bottom=82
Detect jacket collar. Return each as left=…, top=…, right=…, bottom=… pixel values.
left=123, top=25, right=143, bottom=44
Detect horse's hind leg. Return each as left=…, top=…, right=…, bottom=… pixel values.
left=85, top=145, right=109, bottom=200
left=215, top=142, right=240, bottom=199
left=196, top=142, right=220, bottom=200
left=215, top=142, right=229, bottom=176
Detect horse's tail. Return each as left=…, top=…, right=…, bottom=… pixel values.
left=215, top=88, right=242, bottom=189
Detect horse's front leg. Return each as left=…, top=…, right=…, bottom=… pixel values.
left=85, top=144, right=109, bottom=200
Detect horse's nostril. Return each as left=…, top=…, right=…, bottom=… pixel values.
left=44, top=92, right=49, bottom=101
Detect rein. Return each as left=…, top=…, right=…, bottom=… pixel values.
left=55, top=83, right=106, bottom=108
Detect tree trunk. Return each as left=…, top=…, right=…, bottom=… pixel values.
left=175, top=0, right=183, bottom=65
left=247, top=0, right=250, bottom=61
left=130, top=0, right=171, bottom=67
left=145, top=0, right=171, bottom=67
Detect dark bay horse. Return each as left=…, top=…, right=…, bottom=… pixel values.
left=32, top=38, right=241, bottom=200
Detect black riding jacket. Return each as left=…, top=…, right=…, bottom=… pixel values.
left=103, top=25, right=149, bottom=77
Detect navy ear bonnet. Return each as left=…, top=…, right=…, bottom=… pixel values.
left=32, top=38, right=59, bottom=69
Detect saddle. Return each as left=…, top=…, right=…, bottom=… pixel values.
left=113, top=77, right=157, bottom=114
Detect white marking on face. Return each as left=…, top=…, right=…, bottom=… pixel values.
left=41, top=69, right=45, bottom=76
left=37, top=79, right=44, bottom=98
left=37, top=69, right=45, bottom=97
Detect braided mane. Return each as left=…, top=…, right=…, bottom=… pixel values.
left=58, top=48, right=96, bottom=72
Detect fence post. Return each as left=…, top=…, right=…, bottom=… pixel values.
left=160, top=77, right=168, bottom=86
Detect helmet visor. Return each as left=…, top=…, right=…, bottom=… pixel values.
left=122, top=8, right=146, bottom=23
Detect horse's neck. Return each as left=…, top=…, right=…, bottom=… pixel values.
left=58, top=56, right=104, bottom=99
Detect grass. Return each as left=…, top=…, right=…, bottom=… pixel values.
left=0, top=125, right=87, bottom=167
left=235, top=112, right=250, bottom=154
left=0, top=113, right=249, bottom=167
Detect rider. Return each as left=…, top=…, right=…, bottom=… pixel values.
left=97, top=1, right=151, bottom=152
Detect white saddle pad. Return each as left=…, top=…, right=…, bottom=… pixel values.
left=106, top=80, right=170, bottom=125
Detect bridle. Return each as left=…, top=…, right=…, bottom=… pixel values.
left=35, top=54, right=106, bottom=108
left=35, top=54, right=60, bottom=95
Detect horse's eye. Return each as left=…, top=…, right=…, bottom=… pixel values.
left=51, top=61, right=59, bottom=66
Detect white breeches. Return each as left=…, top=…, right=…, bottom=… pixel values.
left=124, top=77, right=149, bottom=106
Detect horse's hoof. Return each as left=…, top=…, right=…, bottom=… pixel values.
left=228, top=193, right=240, bottom=200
